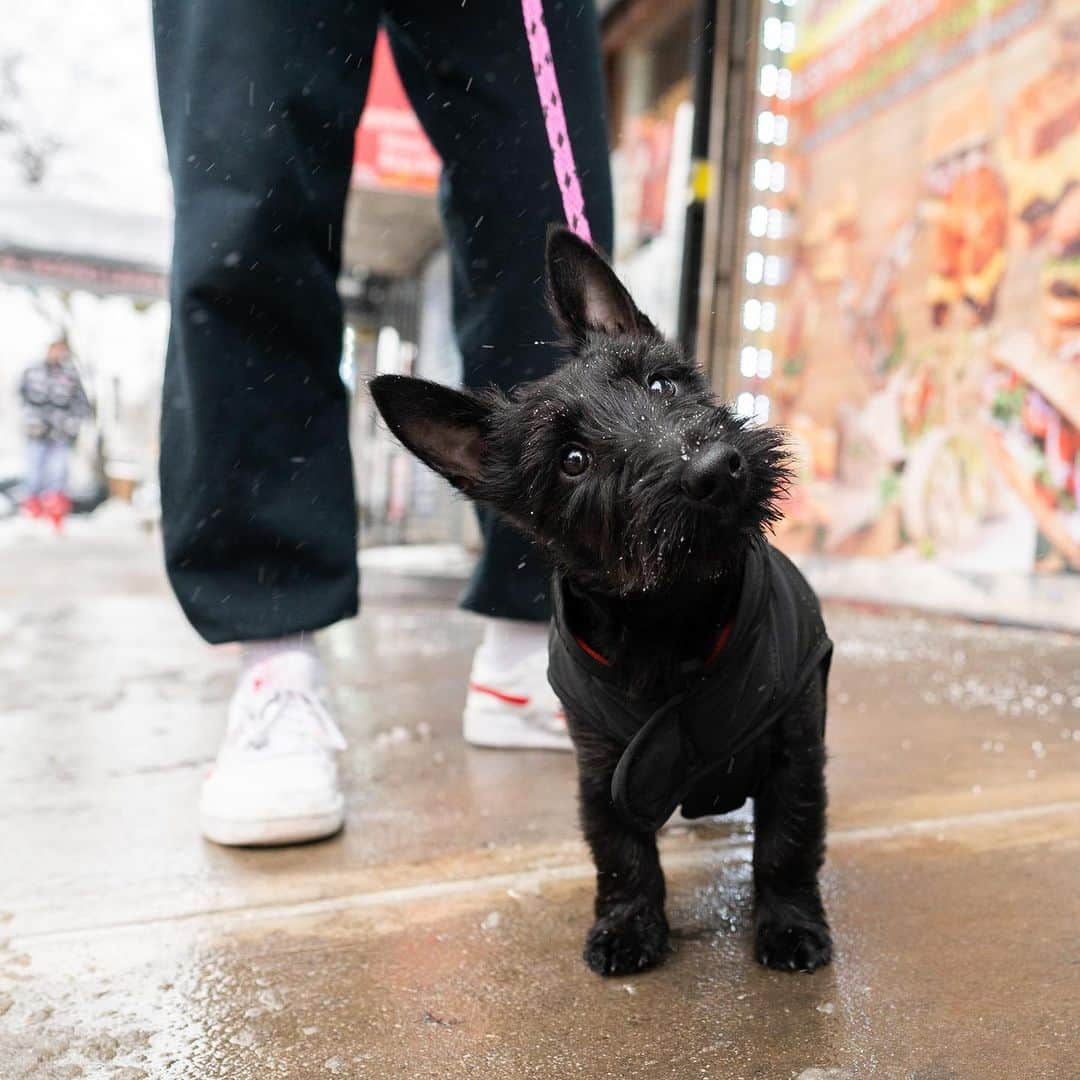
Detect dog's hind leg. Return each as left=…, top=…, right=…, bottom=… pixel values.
left=574, top=736, right=669, bottom=975
left=751, top=672, right=833, bottom=972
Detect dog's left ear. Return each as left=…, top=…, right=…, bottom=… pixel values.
left=546, top=225, right=658, bottom=343
left=369, top=375, right=492, bottom=495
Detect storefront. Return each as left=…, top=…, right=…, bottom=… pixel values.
left=709, top=0, right=1080, bottom=612
left=350, top=1, right=1080, bottom=616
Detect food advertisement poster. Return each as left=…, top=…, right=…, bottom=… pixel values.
left=738, top=0, right=1080, bottom=575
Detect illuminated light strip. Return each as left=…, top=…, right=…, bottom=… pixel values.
left=740, top=346, right=775, bottom=380
left=736, top=6, right=798, bottom=423
left=763, top=17, right=797, bottom=53
left=521, top=0, right=592, bottom=242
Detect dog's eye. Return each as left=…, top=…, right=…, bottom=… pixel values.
left=560, top=446, right=590, bottom=477
left=648, top=376, right=678, bottom=399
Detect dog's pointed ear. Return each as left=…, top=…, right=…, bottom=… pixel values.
left=546, top=225, right=657, bottom=342
left=369, top=375, right=492, bottom=495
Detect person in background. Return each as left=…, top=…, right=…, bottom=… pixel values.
left=18, top=337, right=89, bottom=530
left=153, top=1, right=613, bottom=847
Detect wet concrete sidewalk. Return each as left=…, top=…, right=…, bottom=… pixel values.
left=1, top=519, right=1077, bottom=1079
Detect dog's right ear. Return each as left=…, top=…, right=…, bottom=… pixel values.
left=546, top=225, right=657, bottom=343
left=369, top=375, right=492, bottom=495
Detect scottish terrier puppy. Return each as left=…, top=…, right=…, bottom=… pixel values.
left=370, top=227, right=833, bottom=977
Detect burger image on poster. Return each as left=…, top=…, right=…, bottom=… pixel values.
left=1043, top=185, right=1080, bottom=352
left=1002, top=8, right=1080, bottom=245
left=923, top=87, right=1009, bottom=329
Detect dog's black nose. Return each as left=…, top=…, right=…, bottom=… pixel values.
left=681, top=443, right=746, bottom=503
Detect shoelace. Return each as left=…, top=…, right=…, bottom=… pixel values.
left=235, top=688, right=346, bottom=755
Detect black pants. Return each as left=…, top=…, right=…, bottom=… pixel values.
left=153, top=0, right=613, bottom=644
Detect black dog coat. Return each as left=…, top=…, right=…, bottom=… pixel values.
left=548, top=543, right=833, bottom=833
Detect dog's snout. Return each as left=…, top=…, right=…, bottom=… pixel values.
left=681, top=443, right=746, bottom=503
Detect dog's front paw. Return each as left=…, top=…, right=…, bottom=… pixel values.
left=583, top=900, right=669, bottom=976
left=754, top=908, right=832, bottom=973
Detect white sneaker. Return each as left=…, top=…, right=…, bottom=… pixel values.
left=463, top=644, right=572, bottom=751
left=200, top=649, right=347, bottom=846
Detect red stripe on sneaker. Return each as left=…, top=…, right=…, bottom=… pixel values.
left=468, top=682, right=531, bottom=707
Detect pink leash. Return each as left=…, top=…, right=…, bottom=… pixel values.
left=521, top=0, right=593, bottom=243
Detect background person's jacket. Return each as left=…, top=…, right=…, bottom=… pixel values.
left=549, top=543, right=833, bottom=833
left=18, top=358, right=89, bottom=444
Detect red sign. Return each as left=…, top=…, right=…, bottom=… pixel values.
left=352, top=32, right=440, bottom=195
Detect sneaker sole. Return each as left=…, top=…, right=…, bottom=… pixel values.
left=201, top=805, right=345, bottom=847
left=463, top=702, right=573, bottom=752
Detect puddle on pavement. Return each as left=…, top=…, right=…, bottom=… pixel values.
left=0, top=855, right=846, bottom=1079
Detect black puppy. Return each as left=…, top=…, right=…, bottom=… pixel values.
left=370, top=227, right=833, bottom=977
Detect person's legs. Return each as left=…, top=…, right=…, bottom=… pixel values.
left=385, top=0, right=613, bottom=748
left=41, top=441, right=71, bottom=495
left=153, top=0, right=383, bottom=843
left=38, top=441, right=73, bottom=530
left=153, top=0, right=381, bottom=646
left=23, top=439, right=48, bottom=501
left=385, top=0, right=614, bottom=622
